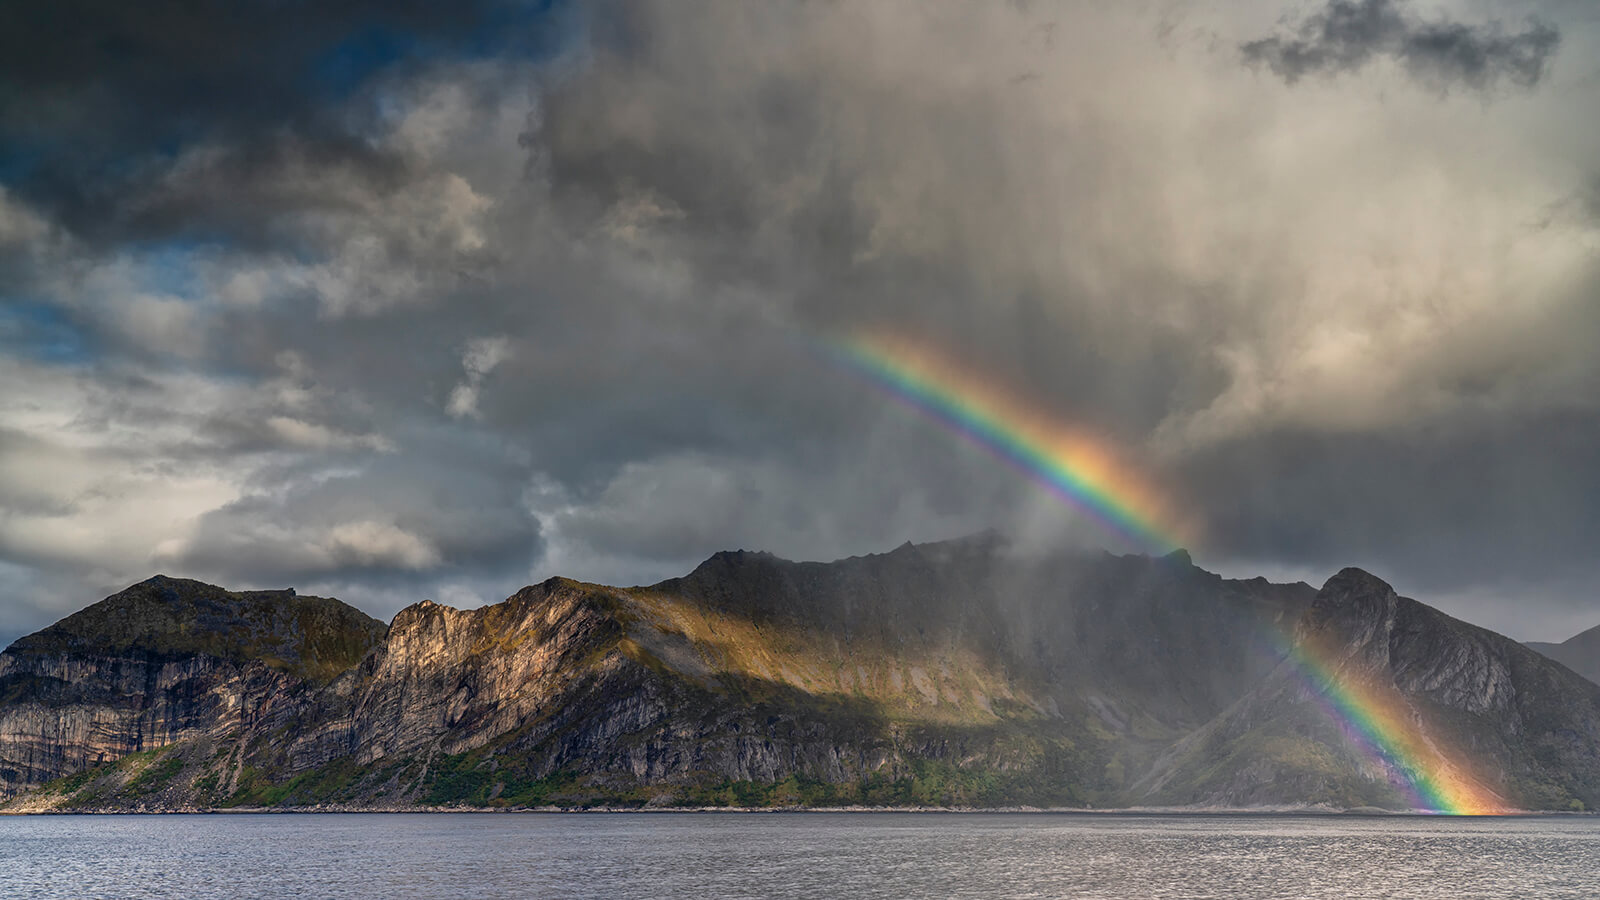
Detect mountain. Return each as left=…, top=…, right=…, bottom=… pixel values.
left=0, top=576, right=386, bottom=799
left=1527, top=624, right=1600, bottom=687
left=2, top=540, right=1597, bottom=813
left=1137, top=569, right=1600, bottom=812
left=0, top=539, right=1311, bottom=810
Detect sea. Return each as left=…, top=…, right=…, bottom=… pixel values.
left=2, top=812, right=1595, bottom=899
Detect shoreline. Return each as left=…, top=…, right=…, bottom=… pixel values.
left=5, top=804, right=1589, bottom=817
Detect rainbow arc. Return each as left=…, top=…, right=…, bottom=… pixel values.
left=825, top=331, right=1196, bottom=555
left=827, top=329, right=1505, bottom=814
left=1278, top=627, right=1508, bottom=815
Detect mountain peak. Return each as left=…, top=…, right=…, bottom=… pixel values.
left=134, top=574, right=296, bottom=601
left=4, top=576, right=385, bottom=682
left=707, top=548, right=779, bottom=564
left=1527, top=621, right=1600, bottom=687
left=1301, top=568, right=1405, bottom=663
left=1318, top=566, right=1397, bottom=601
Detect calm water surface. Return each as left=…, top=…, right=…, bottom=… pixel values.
left=2, top=812, right=1596, bottom=899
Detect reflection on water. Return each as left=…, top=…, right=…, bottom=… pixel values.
left=1, top=812, right=1596, bottom=899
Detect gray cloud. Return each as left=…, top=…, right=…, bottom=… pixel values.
left=2, top=0, right=1599, bottom=645
left=1242, top=0, right=1560, bottom=92
left=0, top=0, right=573, bottom=247
left=165, top=448, right=541, bottom=587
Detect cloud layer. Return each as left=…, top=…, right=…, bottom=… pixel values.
left=1241, top=0, right=1560, bottom=91
left=1, top=0, right=1597, bottom=644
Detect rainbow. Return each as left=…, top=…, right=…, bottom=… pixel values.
left=823, top=331, right=1196, bottom=554
left=827, top=330, right=1504, bottom=813
left=1278, top=629, right=1507, bottom=815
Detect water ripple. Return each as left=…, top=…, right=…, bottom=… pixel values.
left=1, top=812, right=1596, bottom=899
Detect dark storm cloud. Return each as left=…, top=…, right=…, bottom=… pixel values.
left=1182, top=408, right=1600, bottom=642
left=108, top=137, right=413, bottom=254
left=0, top=0, right=572, bottom=244
left=525, top=2, right=1217, bottom=445
left=1242, top=0, right=1560, bottom=91
left=1180, top=412, right=1600, bottom=583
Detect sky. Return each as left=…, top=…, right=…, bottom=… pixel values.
left=1, top=0, right=1597, bottom=645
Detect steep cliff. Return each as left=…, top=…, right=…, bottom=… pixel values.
left=0, top=575, right=386, bottom=800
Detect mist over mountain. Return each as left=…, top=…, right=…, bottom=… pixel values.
left=1527, top=625, right=1600, bottom=688
left=3, top=536, right=1596, bottom=813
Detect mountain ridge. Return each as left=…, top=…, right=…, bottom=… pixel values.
left=2, top=538, right=1596, bottom=813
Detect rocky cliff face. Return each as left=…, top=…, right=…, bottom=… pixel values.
left=197, top=557, right=1140, bottom=809
left=4, top=542, right=1595, bottom=812
left=0, top=576, right=385, bottom=800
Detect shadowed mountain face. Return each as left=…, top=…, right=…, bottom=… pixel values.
left=655, top=541, right=1313, bottom=737
left=1527, top=625, right=1600, bottom=687
left=1, top=540, right=1596, bottom=812
left=1138, top=569, right=1600, bottom=811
